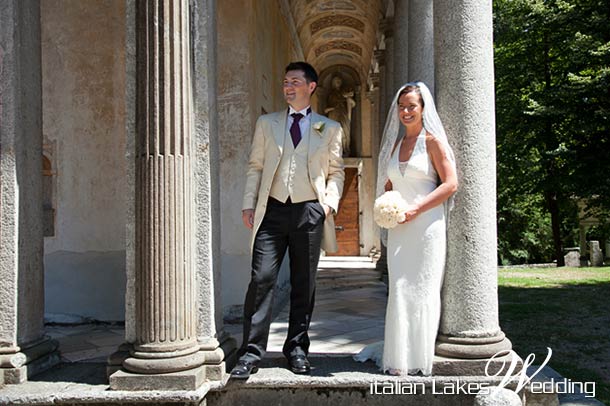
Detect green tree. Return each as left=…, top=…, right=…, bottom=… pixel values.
left=494, top=0, right=610, bottom=265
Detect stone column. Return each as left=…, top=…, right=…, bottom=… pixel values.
left=366, top=84, right=381, bottom=173
left=191, top=0, right=237, bottom=379
left=0, top=0, right=60, bottom=385
left=383, top=20, right=395, bottom=118
left=378, top=19, right=395, bottom=278
left=393, top=0, right=408, bottom=87
left=434, top=0, right=512, bottom=363
left=408, top=0, right=434, bottom=91
left=110, top=0, right=205, bottom=390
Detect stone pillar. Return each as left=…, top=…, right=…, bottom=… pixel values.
left=589, top=241, right=604, bottom=266
left=0, top=0, right=61, bottom=385
left=383, top=20, right=395, bottom=118
left=373, top=47, right=384, bottom=110
left=408, top=0, right=434, bottom=92
left=366, top=85, right=381, bottom=179
left=378, top=19, right=395, bottom=278
left=191, top=0, right=237, bottom=379
left=393, top=0, right=408, bottom=87
left=377, top=50, right=387, bottom=136
left=110, top=0, right=205, bottom=390
left=579, top=225, right=589, bottom=266
left=434, top=0, right=512, bottom=362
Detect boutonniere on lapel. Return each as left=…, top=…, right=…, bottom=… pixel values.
left=313, top=121, right=325, bottom=136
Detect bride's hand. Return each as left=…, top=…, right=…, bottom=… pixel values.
left=398, top=205, right=420, bottom=224
left=384, top=180, right=393, bottom=191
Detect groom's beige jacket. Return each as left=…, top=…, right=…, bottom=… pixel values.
left=242, top=109, right=345, bottom=253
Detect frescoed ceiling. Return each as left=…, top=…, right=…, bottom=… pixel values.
left=288, top=0, right=384, bottom=82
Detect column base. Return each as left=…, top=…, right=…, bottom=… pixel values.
left=107, top=332, right=239, bottom=384
left=0, top=337, right=61, bottom=384
left=198, top=331, right=238, bottom=380
left=109, top=365, right=206, bottom=391
left=433, top=352, right=522, bottom=376
left=123, top=350, right=206, bottom=375
left=106, top=343, right=131, bottom=378
left=435, top=331, right=513, bottom=359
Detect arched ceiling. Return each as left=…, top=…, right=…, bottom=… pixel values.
left=288, top=0, right=383, bottom=84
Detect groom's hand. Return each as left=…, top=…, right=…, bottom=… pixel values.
left=322, top=203, right=331, bottom=218
left=242, top=209, right=254, bottom=229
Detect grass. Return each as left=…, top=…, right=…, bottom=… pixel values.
left=498, top=266, right=610, bottom=405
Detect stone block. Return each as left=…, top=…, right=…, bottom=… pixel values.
left=109, top=365, right=206, bottom=391
left=589, top=241, right=604, bottom=266
left=474, top=387, right=522, bottom=405
left=433, top=353, right=521, bottom=376
left=204, top=363, right=225, bottom=381
left=1, top=366, right=27, bottom=385
left=0, top=340, right=60, bottom=384
left=564, top=248, right=580, bottom=267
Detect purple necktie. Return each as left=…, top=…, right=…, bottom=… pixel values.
left=290, top=113, right=303, bottom=147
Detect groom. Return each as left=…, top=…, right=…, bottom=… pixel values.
left=231, top=62, right=345, bottom=379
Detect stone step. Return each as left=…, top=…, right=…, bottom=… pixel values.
left=317, top=275, right=382, bottom=284
left=208, top=355, right=552, bottom=406
left=318, top=281, right=383, bottom=291
left=317, top=269, right=382, bottom=280
left=317, top=270, right=384, bottom=289
left=318, top=257, right=378, bottom=270
left=4, top=357, right=597, bottom=406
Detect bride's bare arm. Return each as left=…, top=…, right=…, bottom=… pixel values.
left=385, top=179, right=393, bottom=191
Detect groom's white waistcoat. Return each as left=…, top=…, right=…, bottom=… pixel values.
left=242, top=109, right=345, bottom=253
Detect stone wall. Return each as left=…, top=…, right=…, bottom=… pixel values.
left=217, top=0, right=299, bottom=312
left=41, top=0, right=126, bottom=321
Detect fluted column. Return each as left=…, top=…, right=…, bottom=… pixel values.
left=377, top=18, right=394, bottom=278
left=0, top=0, right=60, bottom=384
left=408, top=0, right=434, bottom=91
left=434, top=0, right=512, bottom=360
left=110, top=0, right=205, bottom=390
left=383, top=20, right=395, bottom=116
left=393, top=0, right=409, bottom=87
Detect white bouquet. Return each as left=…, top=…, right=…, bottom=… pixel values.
left=374, top=191, right=408, bottom=229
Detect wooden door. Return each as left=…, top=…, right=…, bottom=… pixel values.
left=328, top=167, right=360, bottom=256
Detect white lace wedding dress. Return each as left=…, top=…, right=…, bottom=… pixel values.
left=355, top=129, right=446, bottom=376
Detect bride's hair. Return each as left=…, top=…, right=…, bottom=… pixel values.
left=397, top=85, right=424, bottom=108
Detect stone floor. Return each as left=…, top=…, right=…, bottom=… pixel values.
left=47, top=256, right=385, bottom=364
left=225, top=256, right=386, bottom=356
left=45, top=324, right=126, bottom=364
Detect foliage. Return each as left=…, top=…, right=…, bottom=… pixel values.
left=493, top=0, right=610, bottom=264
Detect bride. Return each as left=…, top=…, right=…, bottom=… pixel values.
left=355, top=82, right=457, bottom=376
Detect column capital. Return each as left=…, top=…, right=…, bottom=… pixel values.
left=365, top=88, right=379, bottom=103
left=374, top=49, right=385, bottom=66
left=368, top=72, right=381, bottom=90
left=380, top=17, right=393, bottom=38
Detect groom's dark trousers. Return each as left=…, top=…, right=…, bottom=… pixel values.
left=240, top=196, right=325, bottom=363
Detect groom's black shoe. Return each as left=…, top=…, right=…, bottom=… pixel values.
left=230, top=359, right=259, bottom=379
left=288, top=354, right=311, bottom=374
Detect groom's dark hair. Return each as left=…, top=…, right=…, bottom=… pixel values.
left=285, top=61, right=318, bottom=85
